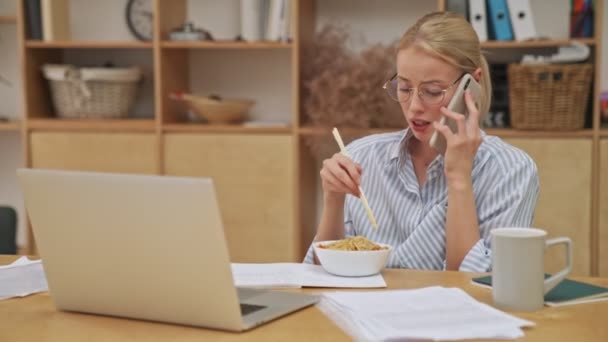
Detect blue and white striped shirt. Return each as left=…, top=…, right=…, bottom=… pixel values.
left=303, top=128, right=539, bottom=272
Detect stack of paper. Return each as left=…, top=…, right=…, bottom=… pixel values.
left=318, top=286, right=534, bottom=341
left=231, top=263, right=386, bottom=288
left=0, top=257, right=48, bottom=300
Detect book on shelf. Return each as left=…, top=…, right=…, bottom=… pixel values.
left=472, top=275, right=608, bottom=307
left=41, top=0, right=71, bottom=41
left=264, top=0, right=290, bottom=42
left=240, top=0, right=263, bottom=41
left=570, top=0, right=594, bottom=38
left=506, top=0, right=538, bottom=41
left=25, top=0, right=43, bottom=40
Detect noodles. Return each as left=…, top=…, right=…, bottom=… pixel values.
left=318, top=236, right=387, bottom=251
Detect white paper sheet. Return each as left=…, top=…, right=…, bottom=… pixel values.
left=0, top=256, right=48, bottom=300
left=231, top=263, right=386, bottom=288
left=318, top=286, right=535, bottom=341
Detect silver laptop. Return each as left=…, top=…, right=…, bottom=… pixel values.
left=17, top=168, right=318, bottom=331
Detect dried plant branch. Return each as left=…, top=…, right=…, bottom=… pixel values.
left=302, top=24, right=406, bottom=159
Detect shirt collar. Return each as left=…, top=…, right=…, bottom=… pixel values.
left=388, top=128, right=414, bottom=161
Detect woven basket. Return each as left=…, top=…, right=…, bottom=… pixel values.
left=42, top=64, right=142, bottom=119
left=508, top=63, right=593, bottom=130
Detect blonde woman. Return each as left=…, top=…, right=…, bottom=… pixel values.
left=303, top=12, right=539, bottom=272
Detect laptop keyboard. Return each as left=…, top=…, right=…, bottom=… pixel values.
left=240, top=303, right=267, bottom=316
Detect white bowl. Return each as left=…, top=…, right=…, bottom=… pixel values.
left=313, top=240, right=391, bottom=277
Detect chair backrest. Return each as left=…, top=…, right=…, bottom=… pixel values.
left=0, top=206, right=17, bottom=254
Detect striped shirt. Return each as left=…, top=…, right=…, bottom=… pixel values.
left=303, top=128, right=539, bottom=272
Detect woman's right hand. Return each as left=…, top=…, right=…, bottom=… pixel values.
left=319, top=152, right=362, bottom=198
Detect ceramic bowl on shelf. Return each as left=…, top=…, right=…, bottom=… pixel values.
left=170, top=92, right=255, bottom=124
left=312, top=239, right=391, bottom=277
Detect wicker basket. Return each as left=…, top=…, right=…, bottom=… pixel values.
left=508, top=63, right=593, bottom=130
left=42, top=64, right=142, bottom=119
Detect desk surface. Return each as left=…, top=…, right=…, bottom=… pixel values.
left=1, top=255, right=607, bottom=342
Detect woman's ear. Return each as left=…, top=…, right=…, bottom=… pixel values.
left=473, top=67, right=482, bottom=82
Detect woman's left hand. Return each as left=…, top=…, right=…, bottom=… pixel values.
left=433, top=90, right=482, bottom=186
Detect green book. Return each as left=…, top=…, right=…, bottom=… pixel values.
left=472, top=275, right=608, bottom=307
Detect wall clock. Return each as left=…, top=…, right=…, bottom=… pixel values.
left=126, top=0, right=153, bottom=41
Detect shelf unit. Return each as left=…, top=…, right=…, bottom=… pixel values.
left=480, top=37, right=596, bottom=48
left=0, top=121, right=20, bottom=131
left=25, top=41, right=153, bottom=49
left=0, top=15, right=16, bottom=23
left=26, top=118, right=156, bottom=132
left=3, top=0, right=606, bottom=275
left=160, top=41, right=292, bottom=49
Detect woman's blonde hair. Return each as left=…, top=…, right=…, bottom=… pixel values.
left=398, top=11, right=492, bottom=116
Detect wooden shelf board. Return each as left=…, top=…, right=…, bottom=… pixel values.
left=485, top=128, right=594, bottom=138
left=161, top=41, right=292, bottom=49
left=163, top=123, right=292, bottom=134
left=0, top=121, right=20, bottom=131
left=298, top=126, right=403, bottom=136
left=298, top=126, right=593, bottom=138
left=599, top=129, right=608, bottom=137
left=481, top=38, right=595, bottom=48
left=25, top=41, right=153, bottom=49
left=27, top=118, right=156, bottom=132
left=0, top=15, right=16, bottom=23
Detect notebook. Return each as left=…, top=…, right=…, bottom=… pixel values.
left=472, top=275, right=608, bottom=307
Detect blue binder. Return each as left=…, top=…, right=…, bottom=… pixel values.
left=487, top=0, right=514, bottom=40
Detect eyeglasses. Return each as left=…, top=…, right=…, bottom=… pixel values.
left=383, top=73, right=465, bottom=105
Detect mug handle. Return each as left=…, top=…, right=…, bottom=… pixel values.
left=543, top=237, right=573, bottom=294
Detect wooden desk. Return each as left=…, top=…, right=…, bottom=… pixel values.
left=1, top=255, right=607, bottom=341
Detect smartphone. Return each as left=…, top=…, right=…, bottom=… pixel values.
left=429, top=73, right=482, bottom=154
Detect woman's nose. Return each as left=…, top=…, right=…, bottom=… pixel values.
left=408, top=89, right=425, bottom=113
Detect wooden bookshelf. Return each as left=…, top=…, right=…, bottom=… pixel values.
left=481, top=38, right=596, bottom=49
left=483, top=128, right=594, bottom=138
left=298, top=125, right=402, bottom=136
left=160, top=41, right=292, bottom=49
left=0, top=121, right=20, bottom=131
left=0, top=15, right=17, bottom=23
left=162, top=123, right=292, bottom=134
left=27, top=118, right=156, bottom=132
left=297, top=126, right=594, bottom=139
left=25, top=41, right=153, bottom=49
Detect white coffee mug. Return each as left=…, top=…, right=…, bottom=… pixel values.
left=491, top=228, right=572, bottom=311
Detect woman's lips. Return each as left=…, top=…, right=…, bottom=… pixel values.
left=410, top=119, right=432, bottom=133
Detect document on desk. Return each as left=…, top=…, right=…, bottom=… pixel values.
left=0, top=256, right=48, bottom=300
left=318, top=286, right=535, bottom=341
left=231, top=263, right=386, bottom=288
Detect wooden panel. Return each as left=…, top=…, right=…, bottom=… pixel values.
left=25, top=41, right=152, bottom=48
left=0, top=16, right=17, bottom=23
left=24, top=49, right=61, bottom=118
left=163, top=123, right=292, bottom=134
left=161, top=41, right=292, bottom=49
left=164, top=133, right=295, bottom=262
left=505, top=138, right=592, bottom=276
left=157, top=0, right=186, bottom=40
left=481, top=38, right=595, bottom=49
left=30, top=132, right=158, bottom=174
left=27, top=118, right=155, bottom=132
left=159, top=49, right=189, bottom=123
left=297, top=135, right=318, bottom=258
left=599, top=140, right=608, bottom=276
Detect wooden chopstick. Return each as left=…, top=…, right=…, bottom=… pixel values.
left=332, top=127, right=379, bottom=230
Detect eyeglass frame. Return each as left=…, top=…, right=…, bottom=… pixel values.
left=382, top=72, right=466, bottom=105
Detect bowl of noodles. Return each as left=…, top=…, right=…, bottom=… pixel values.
left=313, top=236, right=391, bottom=277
